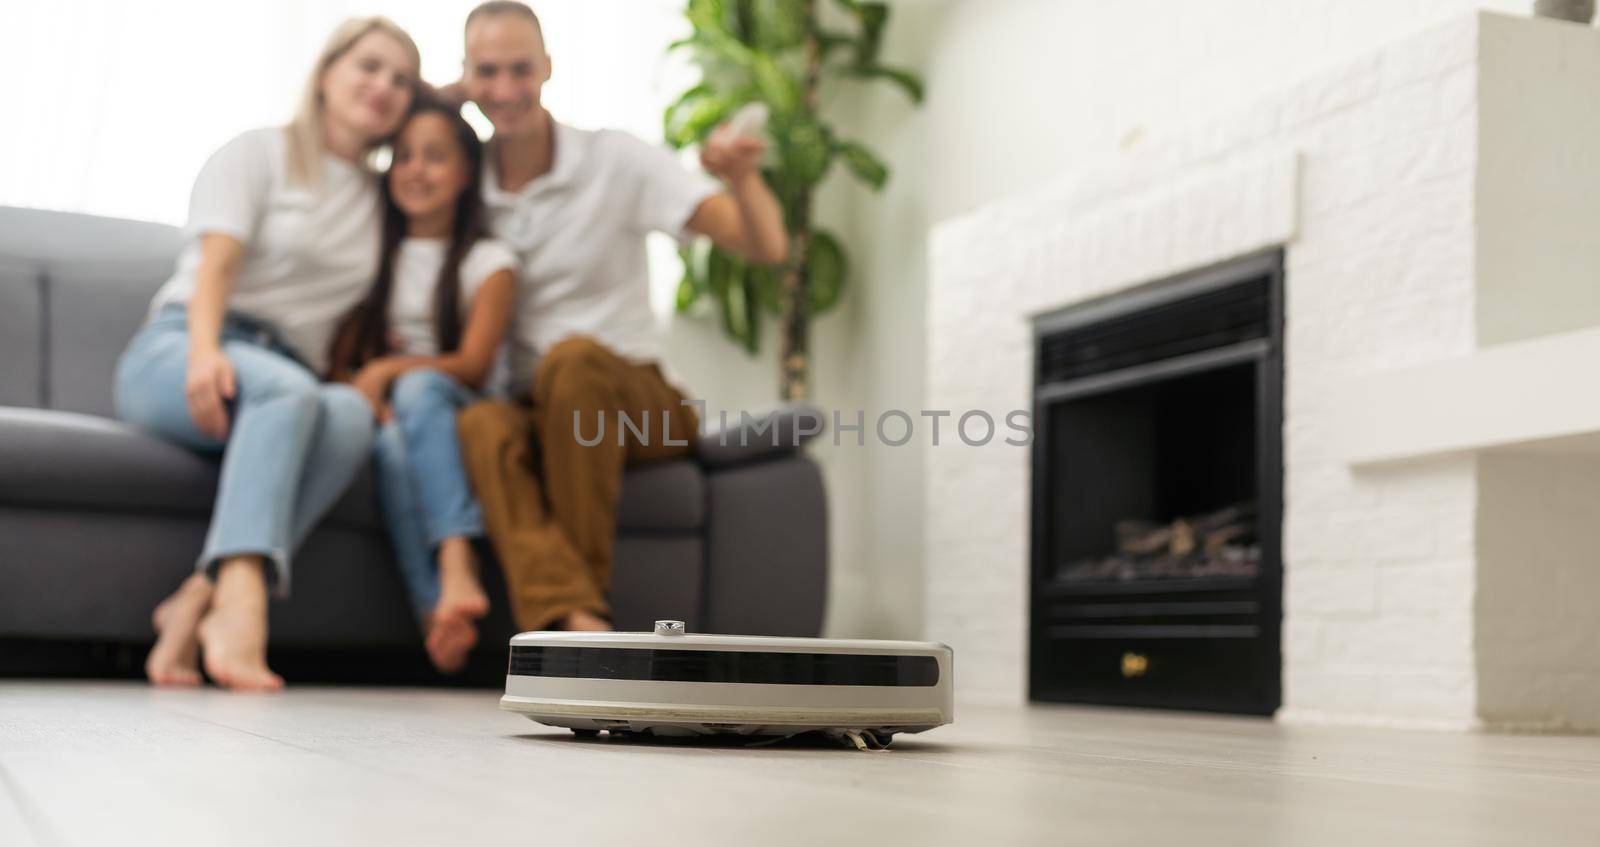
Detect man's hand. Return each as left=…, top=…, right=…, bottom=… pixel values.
left=699, top=124, right=766, bottom=186
left=185, top=347, right=236, bottom=440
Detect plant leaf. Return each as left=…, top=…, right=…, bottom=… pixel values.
left=807, top=230, right=847, bottom=314
left=854, top=3, right=889, bottom=66
left=665, top=82, right=713, bottom=110
left=675, top=246, right=704, bottom=313
left=663, top=84, right=712, bottom=148
left=751, top=54, right=799, bottom=114
left=717, top=283, right=741, bottom=349
left=748, top=262, right=783, bottom=316
left=741, top=266, right=761, bottom=353
left=750, top=0, right=808, bottom=50
left=676, top=0, right=755, bottom=73
left=687, top=0, right=731, bottom=34
left=664, top=87, right=736, bottom=148
left=774, top=115, right=833, bottom=185
left=842, top=64, right=923, bottom=103
left=708, top=247, right=759, bottom=353
left=675, top=277, right=700, bottom=313
left=707, top=244, right=736, bottom=297
left=835, top=139, right=888, bottom=190
left=815, top=29, right=856, bottom=60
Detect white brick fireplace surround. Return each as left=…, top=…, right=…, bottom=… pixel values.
left=926, top=12, right=1600, bottom=731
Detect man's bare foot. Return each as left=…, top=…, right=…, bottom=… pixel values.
left=196, top=557, right=283, bottom=692
left=561, top=609, right=612, bottom=632
left=427, top=538, right=489, bottom=673
left=146, top=573, right=212, bottom=687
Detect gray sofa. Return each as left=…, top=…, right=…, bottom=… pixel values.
left=0, top=205, right=827, bottom=678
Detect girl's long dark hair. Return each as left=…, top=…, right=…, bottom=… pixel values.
left=328, top=97, right=488, bottom=376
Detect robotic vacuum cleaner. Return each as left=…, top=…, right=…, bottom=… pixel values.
left=502, top=621, right=954, bottom=747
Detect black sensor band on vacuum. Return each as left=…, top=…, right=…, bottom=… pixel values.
left=508, top=646, right=941, bottom=687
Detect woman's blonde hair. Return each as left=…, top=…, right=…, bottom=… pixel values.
left=285, top=16, right=421, bottom=188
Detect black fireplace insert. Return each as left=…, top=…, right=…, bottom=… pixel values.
left=1029, top=250, right=1283, bottom=715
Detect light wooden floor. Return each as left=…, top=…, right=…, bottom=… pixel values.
left=1, top=682, right=1596, bottom=846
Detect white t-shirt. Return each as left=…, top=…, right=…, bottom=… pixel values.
left=387, top=237, right=517, bottom=356
left=149, top=127, right=382, bottom=374
left=483, top=120, right=719, bottom=393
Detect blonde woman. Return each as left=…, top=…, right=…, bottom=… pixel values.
left=114, top=18, right=421, bottom=691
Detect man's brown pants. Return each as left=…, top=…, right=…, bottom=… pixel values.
left=457, top=336, right=697, bottom=631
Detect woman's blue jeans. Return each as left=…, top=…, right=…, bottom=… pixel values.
left=371, top=368, right=485, bottom=616
left=113, top=306, right=375, bottom=597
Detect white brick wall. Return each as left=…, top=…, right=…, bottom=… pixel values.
left=927, top=13, right=1491, bottom=723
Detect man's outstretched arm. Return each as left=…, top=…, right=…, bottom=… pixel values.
left=687, top=125, right=790, bottom=266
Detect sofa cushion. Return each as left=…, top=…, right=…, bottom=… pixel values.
left=0, top=257, right=42, bottom=408
left=48, top=257, right=176, bottom=418
left=0, top=407, right=380, bottom=530
left=0, top=206, right=183, bottom=417
left=0, top=408, right=706, bottom=533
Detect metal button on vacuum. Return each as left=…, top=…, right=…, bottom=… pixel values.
left=654, top=620, right=686, bottom=636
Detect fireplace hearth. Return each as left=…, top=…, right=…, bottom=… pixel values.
left=1029, top=251, right=1283, bottom=715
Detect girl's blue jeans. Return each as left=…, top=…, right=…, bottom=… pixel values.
left=370, top=368, right=485, bottom=616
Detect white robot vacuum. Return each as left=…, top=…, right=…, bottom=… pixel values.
left=502, top=621, right=953, bottom=748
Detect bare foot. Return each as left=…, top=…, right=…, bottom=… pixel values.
left=435, top=539, right=490, bottom=620
left=196, top=557, right=283, bottom=692
left=427, top=539, right=489, bottom=673
left=424, top=612, right=478, bottom=674
left=146, top=573, right=212, bottom=687
left=561, top=609, right=612, bottom=632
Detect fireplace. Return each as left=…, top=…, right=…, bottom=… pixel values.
left=1029, top=251, right=1283, bottom=715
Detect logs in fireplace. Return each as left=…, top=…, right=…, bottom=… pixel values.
left=1058, top=502, right=1261, bottom=583
left=1029, top=251, right=1283, bottom=715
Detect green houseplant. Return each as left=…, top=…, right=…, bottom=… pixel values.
left=665, top=0, right=923, bottom=400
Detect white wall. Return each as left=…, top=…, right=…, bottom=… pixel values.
left=830, top=0, right=1540, bottom=645
left=0, top=0, right=697, bottom=225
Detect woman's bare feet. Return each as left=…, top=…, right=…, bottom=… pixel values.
left=196, top=557, right=283, bottom=692
left=146, top=573, right=213, bottom=687
left=561, top=608, right=612, bottom=632
left=426, top=538, right=489, bottom=673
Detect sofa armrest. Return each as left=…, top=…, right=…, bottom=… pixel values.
left=695, top=403, right=826, bottom=468
left=701, top=455, right=827, bottom=636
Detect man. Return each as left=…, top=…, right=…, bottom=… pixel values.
left=453, top=1, right=788, bottom=633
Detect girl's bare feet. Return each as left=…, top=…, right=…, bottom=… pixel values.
left=424, top=612, right=477, bottom=674
left=146, top=573, right=212, bottom=687
left=561, top=608, right=612, bottom=632
left=426, top=538, right=489, bottom=673
left=196, top=557, right=283, bottom=692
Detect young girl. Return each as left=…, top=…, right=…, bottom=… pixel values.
left=330, top=98, right=516, bottom=674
